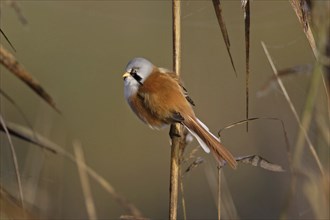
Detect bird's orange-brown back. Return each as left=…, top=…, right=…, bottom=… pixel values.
left=138, top=68, right=195, bottom=122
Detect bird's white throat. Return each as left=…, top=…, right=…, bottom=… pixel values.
left=124, top=77, right=140, bottom=100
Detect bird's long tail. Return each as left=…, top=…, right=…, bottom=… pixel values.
left=183, top=115, right=237, bottom=169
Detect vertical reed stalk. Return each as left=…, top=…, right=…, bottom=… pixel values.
left=169, top=1, right=182, bottom=220
left=217, top=166, right=223, bottom=220
left=180, top=175, right=187, bottom=220
left=172, top=0, right=181, bottom=74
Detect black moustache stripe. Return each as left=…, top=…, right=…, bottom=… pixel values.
left=130, top=69, right=143, bottom=85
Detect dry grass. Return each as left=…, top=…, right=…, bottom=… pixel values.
left=73, top=141, right=97, bottom=220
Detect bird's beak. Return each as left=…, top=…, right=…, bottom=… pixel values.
left=122, top=72, right=130, bottom=80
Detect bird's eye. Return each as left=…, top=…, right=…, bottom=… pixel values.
left=130, top=69, right=143, bottom=85
left=130, top=69, right=136, bottom=75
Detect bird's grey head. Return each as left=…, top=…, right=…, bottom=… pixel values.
left=124, top=57, right=154, bottom=84
left=123, top=57, right=154, bottom=99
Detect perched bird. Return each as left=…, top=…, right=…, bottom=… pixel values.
left=122, top=57, right=237, bottom=169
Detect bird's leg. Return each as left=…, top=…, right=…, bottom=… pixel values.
left=169, top=124, right=181, bottom=138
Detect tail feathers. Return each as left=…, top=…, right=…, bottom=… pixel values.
left=184, top=116, right=237, bottom=169
left=195, top=118, right=222, bottom=142
left=184, top=126, right=211, bottom=153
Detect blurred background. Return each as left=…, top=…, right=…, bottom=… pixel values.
left=1, top=1, right=329, bottom=219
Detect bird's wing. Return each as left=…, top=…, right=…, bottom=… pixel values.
left=137, top=72, right=193, bottom=124
left=166, top=72, right=195, bottom=106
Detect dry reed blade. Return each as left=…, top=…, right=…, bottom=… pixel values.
left=0, top=114, right=25, bottom=212
left=0, top=185, right=36, bottom=219
left=292, top=64, right=326, bottom=170
left=218, top=117, right=271, bottom=134
left=73, top=141, right=98, bottom=220
left=289, top=0, right=316, bottom=56
left=290, top=0, right=330, bottom=114
left=0, top=121, right=59, bottom=153
left=236, top=155, right=285, bottom=172
left=211, top=0, right=237, bottom=76
left=84, top=163, right=143, bottom=218
left=1, top=88, right=35, bottom=137
left=182, top=157, right=204, bottom=175
left=31, top=138, right=144, bottom=218
left=0, top=28, right=16, bottom=52
left=218, top=117, right=291, bottom=161
left=55, top=145, right=144, bottom=218
left=261, top=41, right=324, bottom=176
left=316, top=114, right=330, bottom=146
left=34, top=140, right=144, bottom=218
left=181, top=145, right=200, bottom=165
left=218, top=117, right=291, bottom=175
left=7, top=0, right=28, bottom=25
left=257, top=64, right=313, bottom=97
left=241, top=0, right=250, bottom=132
left=0, top=45, right=61, bottom=113
left=309, top=1, right=330, bottom=120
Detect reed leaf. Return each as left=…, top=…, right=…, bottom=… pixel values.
left=261, top=41, right=324, bottom=175
left=0, top=45, right=60, bottom=113
left=241, top=0, right=251, bottom=131
left=7, top=0, right=28, bottom=25
left=211, top=0, right=237, bottom=76
left=0, top=115, right=24, bottom=211
left=257, top=64, right=313, bottom=97
left=0, top=28, right=16, bottom=52
left=182, top=157, right=204, bottom=176
left=0, top=121, right=59, bottom=153
left=236, top=155, right=285, bottom=172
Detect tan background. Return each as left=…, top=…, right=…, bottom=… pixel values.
left=1, top=1, right=325, bottom=219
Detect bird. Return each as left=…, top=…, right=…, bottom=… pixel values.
left=122, top=57, right=237, bottom=169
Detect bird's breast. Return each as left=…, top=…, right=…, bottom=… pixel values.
left=127, top=93, right=167, bottom=129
